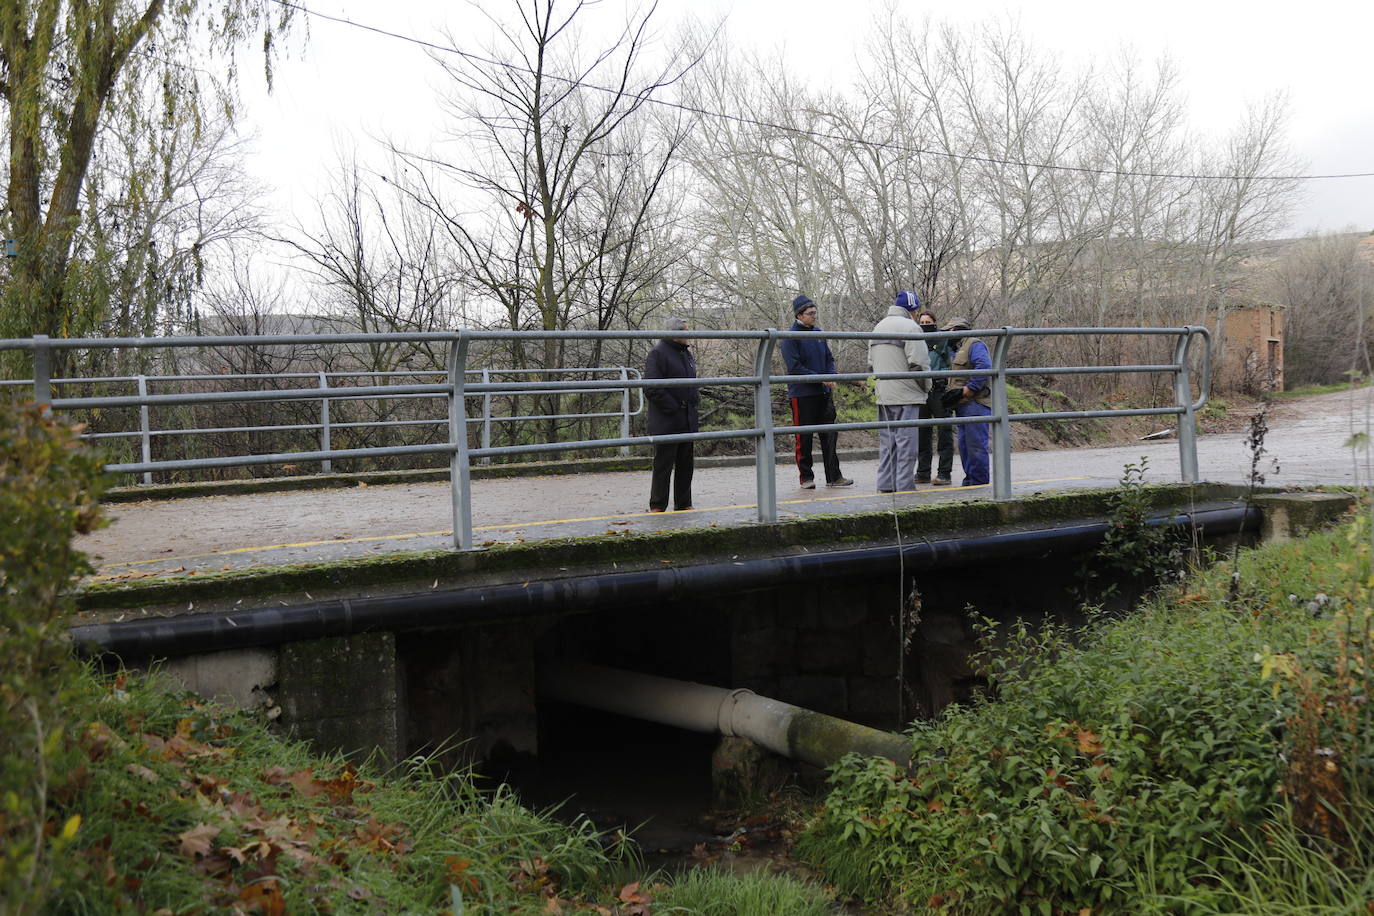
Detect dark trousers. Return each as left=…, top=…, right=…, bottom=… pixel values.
left=791, top=393, right=842, bottom=484
left=917, top=397, right=955, bottom=480
left=649, top=441, right=694, bottom=511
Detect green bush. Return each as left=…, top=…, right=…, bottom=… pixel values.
left=1078, top=458, right=1188, bottom=604
left=799, top=515, right=1373, bottom=913
left=1005, top=383, right=1037, bottom=416
left=832, top=380, right=874, bottom=426
left=1200, top=397, right=1229, bottom=421
left=0, top=404, right=107, bottom=913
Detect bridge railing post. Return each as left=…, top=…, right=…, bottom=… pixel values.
left=618, top=368, right=631, bottom=458
left=753, top=331, right=779, bottom=523
left=1174, top=327, right=1202, bottom=483
left=448, top=334, right=474, bottom=550
left=990, top=329, right=1014, bottom=500
left=137, top=375, right=153, bottom=484
left=32, top=334, right=51, bottom=415
left=479, top=368, right=493, bottom=466
left=318, top=371, right=333, bottom=474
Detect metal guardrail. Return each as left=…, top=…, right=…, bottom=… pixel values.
left=1, top=326, right=1211, bottom=550
left=0, top=366, right=645, bottom=483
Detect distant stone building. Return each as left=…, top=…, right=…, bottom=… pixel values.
left=1221, top=303, right=1284, bottom=393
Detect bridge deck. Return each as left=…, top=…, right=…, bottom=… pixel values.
left=78, top=387, right=1364, bottom=584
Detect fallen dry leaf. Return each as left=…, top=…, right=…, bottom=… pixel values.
left=126, top=763, right=160, bottom=784
left=84, top=721, right=126, bottom=758
left=1076, top=728, right=1104, bottom=755
left=176, top=823, right=219, bottom=860
left=238, top=878, right=287, bottom=916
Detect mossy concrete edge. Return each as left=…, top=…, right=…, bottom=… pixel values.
left=76, top=482, right=1267, bottom=617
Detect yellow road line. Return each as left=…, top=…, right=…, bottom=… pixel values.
left=92, top=475, right=1089, bottom=576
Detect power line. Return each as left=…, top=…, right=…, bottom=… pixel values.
left=268, top=0, right=1374, bottom=184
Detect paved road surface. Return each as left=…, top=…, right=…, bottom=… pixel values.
left=80, top=387, right=1373, bottom=582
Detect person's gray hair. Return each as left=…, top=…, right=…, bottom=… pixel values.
left=664, top=316, right=689, bottom=332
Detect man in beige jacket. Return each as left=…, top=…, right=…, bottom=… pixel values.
left=868, top=291, right=931, bottom=492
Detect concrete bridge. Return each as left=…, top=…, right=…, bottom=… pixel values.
left=35, top=320, right=1363, bottom=782
left=67, top=388, right=1365, bottom=773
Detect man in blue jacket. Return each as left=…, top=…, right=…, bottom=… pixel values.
left=780, top=294, right=853, bottom=489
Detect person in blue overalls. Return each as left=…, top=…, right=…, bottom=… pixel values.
left=940, top=316, right=992, bottom=487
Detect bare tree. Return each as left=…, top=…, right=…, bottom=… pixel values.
left=79, top=107, right=268, bottom=360
left=679, top=36, right=840, bottom=329
left=1272, top=232, right=1374, bottom=386
left=274, top=153, right=464, bottom=374
left=1189, top=96, right=1304, bottom=344
left=406, top=0, right=696, bottom=373
left=570, top=115, right=693, bottom=366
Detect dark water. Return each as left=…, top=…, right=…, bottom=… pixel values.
left=493, top=703, right=876, bottom=913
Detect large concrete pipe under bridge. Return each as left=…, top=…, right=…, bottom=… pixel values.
left=538, top=662, right=911, bottom=769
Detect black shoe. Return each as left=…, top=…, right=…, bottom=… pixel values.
left=826, top=477, right=855, bottom=488
left=933, top=476, right=952, bottom=486
left=914, top=475, right=931, bottom=484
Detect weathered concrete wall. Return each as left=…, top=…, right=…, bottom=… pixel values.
left=1221, top=305, right=1284, bottom=392
left=1253, top=491, right=1354, bottom=542
left=278, top=632, right=405, bottom=765
left=161, top=647, right=277, bottom=712
left=537, top=549, right=1092, bottom=739
left=722, top=555, right=1088, bottom=726
left=727, top=582, right=900, bottom=728
left=161, top=627, right=540, bottom=771
left=401, top=623, right=539, bottom=768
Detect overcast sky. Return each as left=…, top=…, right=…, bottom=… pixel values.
left=240, top=0, right=1374, bottom=237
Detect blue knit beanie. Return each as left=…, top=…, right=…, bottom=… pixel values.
left=792, top=294, right=815, bottom=315
left=895, top=290, right=920, bottom=311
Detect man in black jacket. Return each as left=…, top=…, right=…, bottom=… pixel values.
left=644, top=316, right=700, bottom=512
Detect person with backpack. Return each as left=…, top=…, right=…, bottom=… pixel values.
left=915, top=308, right=955, bottom=486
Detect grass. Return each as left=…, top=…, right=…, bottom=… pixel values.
left=40, top=667, right=640, bottom=914
left=1184, top=818, right=1374, bottom=915
left=1270, top=377, right=1371, bottom=398
left=799, top=507, right=1374, bottom=913
left=654, top=868, right=835, bottom=915
left=35, top=665, right=860, bottom=915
